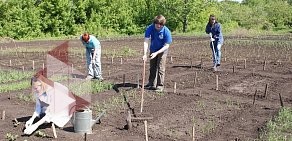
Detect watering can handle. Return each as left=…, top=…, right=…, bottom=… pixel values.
left=92, top=110, right=106, bottom=125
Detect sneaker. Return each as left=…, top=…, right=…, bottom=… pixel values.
left=85, top=75, right=94, bottom=80
left=155, top=86, right=164, bottom=92
left=93, top=76, right=103, bottom=81
left=144, top=83, right=153, bottom=89
left=216, top=64, right=221, bottom=67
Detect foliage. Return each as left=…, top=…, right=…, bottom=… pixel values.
left=17, top=93, right=34, bottom=102
left=0, top=70, right=33, bottom=83
left=0, top=80, right=31, bottom=93
left=69, top=80, right=112, bottom=96
left=0, top=0, right=291, bottom=39
left=260, top=107, right=292, bottom=140
left=35, top=130, right=48, bottom=138
left=104, top=46, right=138, bottom=58
left=5, top=132, right=18, bottom=141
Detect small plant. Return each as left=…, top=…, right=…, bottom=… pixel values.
left=17, top=93, right=34, bottom=102
left=5, top=132, right=18, bottom=141
left=35, top=130, right=48, bottom=138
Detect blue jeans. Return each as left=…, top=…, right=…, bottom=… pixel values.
left=210, top=42, right=222, bottom=65
left=86, top=48, right=102, bottom=79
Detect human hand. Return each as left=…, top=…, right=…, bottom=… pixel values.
left=210, top=38, right=215, bottom=42
left=150, top=52, right=158, bottom=59
left=142, top=55, right=147, bottom=61
left=24, top=124, right=38, bottom=135
left=25, top=118, right=34, bottom=128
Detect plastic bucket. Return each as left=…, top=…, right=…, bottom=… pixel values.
left=73, top=109, right=93, bottom=134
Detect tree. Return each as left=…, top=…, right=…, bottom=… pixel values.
left=157, top=0, right=208, bottom=32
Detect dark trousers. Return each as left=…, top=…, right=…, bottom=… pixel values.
left=148, top=52, right=167, bottom=88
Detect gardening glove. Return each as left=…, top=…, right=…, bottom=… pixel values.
left=24, top=124, right=38, bottom=135
left=210, top=38, right=215, bottom=42
left=25, top=112, right=38, bottom=128
left=150, top=52, right=158, bottom=59
left=142, top=55, right=147, bottom=61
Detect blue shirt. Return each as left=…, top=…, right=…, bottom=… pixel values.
left=80, top=35, right=101, bottom=50
left=145, top=24, right=172, bottom=52
left=35, top=92, right=49, bottom=116
left=205, top=22, right=224, bottom=44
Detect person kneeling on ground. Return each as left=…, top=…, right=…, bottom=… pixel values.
left=24, top=76, right=72, bottom=135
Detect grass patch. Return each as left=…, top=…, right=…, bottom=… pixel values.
left=69, top=80, right=113, bottom=96
left=260, top=107, right=292, bottom=140
left=0, top=80, right=31, bottom=93
left=0, top=70, right=33, bottom=83
left=17, top=93, right=34, bottom=102
left=104, top=46, right=138, bottom=58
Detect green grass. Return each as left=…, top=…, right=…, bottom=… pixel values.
left=104, top=46, right=138, bottom=58
left=260, top=107, right=292, bottom=141
left=0, top=70, right=33, bottom=83
left=0, top=80, right=31, bottom=93
left=68, top=80, right=112, bottom=96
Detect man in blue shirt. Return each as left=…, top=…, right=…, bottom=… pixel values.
left=205, top=14, right=224, bottom=70
left=143, top=15, right=172, bottom=92
left=80, top=33, right=103, bottom=80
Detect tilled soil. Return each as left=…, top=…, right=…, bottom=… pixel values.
left=0, top=35, right=291, bottom=141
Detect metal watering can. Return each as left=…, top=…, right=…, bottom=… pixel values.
left=72, top=108, right=106, bottom=134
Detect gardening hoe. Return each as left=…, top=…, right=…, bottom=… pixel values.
left=140, top=59, right=146, bottom=113
left=210, top=33, right=217, bottom=71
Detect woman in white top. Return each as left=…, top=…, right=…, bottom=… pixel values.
left=24, top=76, right=73, bottom=135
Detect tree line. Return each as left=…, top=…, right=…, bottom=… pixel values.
left=0, top=0, right=291, bottom=40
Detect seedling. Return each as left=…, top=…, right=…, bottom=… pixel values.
left=5, top=132, right=18, bottom=141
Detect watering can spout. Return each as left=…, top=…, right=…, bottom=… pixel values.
left=91, top=110, right=106, bottom=127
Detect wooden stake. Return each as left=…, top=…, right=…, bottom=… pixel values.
left=123, top=74, right=126, bottom=87
left=192, top=124, right=195, bottom=141
left=244, top=59, right=246, bottom=69
left=216, top=75, right=219, bottom=91
left=140, top=60, right=146, bottom=113
left=193, top=72, right=197, bottom=88
left=253, top=90, right=257, bottom=105
left=120, top=58, right=123, bottom=64
left=9, top=60, right=11, bottom=67
left=252, top=68, right=255, bottom=76
left=32, top=60, right=35, bottom=70
left=279, top=93, right=284, bottom=107
left=42, top=63, right=45, bottom=70
left=174, top=82, right=177, bottom=93
left=84, top=133, right=87, bottom=141
left=71, top=64, right=74, bottom=73
left=2, top=110, right=5, bottom=120
left=144, top=120, right=148, bottom=141
left=200, top=58, right=203, bottom=69
left=51, top=123, right=57, bottom=138
left=22, top=66, right=24, bottom=71
left=190, top=58, right=193, bottom=69
left=170, top=56, right=173, bottom=64
left=264, top=84, right=268, bottom=99
left=263, top=58, right=266, bottom=71
left=111, top=56, right=114, bottom=64
left=126, top=110, right=132, bottom=130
